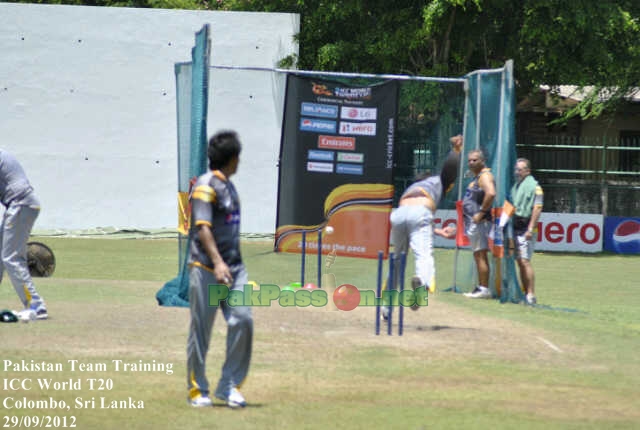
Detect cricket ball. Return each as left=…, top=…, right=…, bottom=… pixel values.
left=333, top=284, right=360, bottom=311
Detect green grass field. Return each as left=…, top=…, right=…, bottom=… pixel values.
left=1, top=237, right=639, bottom=429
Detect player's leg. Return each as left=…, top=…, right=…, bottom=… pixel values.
left=186, top=266, right=218, bottom=406
left=2, top=204, right=47, bottom=315
left=385, top=208, right=410, bottom=318
left=474, top=250, right=490, bottom=287
left=515, top=233, right=536, bottom=304
left=389, top=207, right=410, bottom=289
left=465, top=220, right=492, bottom=298
left=0, top=212, right=5, bottom=284
left=408, top=206, right=435, bottom=290
left=407, top=206, right=434, bottom=310
left=215, top=264, right=253, bottom=408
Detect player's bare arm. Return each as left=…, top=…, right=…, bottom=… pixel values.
left=449, top=134, right=463, bottom=152
left=198, top=224, right=232, bottom=284
left=435, top=225, right=457, bottom=239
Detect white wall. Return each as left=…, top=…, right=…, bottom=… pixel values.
left=0, top=3, right=298, bottom=233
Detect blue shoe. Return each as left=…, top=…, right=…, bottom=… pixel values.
left=29, top=303, right=48, bottom=320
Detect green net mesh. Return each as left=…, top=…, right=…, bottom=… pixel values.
left=156, top=25, right=210, bottom=308
left=453, top=63, right=523, bottom=303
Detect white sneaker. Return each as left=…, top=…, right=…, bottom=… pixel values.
left=525, top=294, right=537, bottom=306
left=381, top=306, right=390, bottom=321
left=189, top=395, right=213, bottom=407
left=465, top=287, right=492, bottom=299
left=17, top=309, right=37, bottom=323
left=216, top=387, right=246, bottom=409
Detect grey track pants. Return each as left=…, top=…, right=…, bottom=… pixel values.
left=186, top=264, right=253, bottom=401
left=0, top=204, right=45, bottom=308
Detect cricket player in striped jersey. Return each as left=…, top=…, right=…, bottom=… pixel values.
left=186, top=131, right=253, bottom=408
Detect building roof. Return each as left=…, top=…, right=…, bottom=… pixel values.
left=540, top=85, right=640, bottom=103
left=517, top=85, right=640, bottom=113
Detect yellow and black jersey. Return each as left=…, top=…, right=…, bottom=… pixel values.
left=188, top=170, right=242, bottom=270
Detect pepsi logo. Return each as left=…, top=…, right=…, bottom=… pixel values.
left=612, top=219, right=640, bottom=253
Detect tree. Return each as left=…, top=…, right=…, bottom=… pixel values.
left=216, top=0, right=640, bottom=120
left=17, top=0, right=640, bottom=118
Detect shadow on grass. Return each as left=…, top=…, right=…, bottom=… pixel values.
left=416, top=325, right=480, bottom=331
left=211, top=403, right=266, bottom=409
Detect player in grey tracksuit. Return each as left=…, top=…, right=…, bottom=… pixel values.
left=384, top=136, right=462, bottom=317
left=0, top=150, right=47, bottom=319
left=186, top=131, right=252, bottom=408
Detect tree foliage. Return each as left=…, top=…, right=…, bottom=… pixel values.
left=214, top=0, right=640, bottom=119
left=15, top=0, right=640, bottom=118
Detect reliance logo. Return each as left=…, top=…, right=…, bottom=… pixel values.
left=301, top=102, right=339, bottom=119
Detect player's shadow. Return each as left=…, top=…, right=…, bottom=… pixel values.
left=416, top=325, right=479, bottom=331
left=212, top=403, right=265, bottom=409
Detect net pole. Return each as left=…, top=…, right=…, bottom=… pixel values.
left=475, top=73, right=482, bottom=150
left=210, top=65, right=467, bottom=84
left=494, top=66, right=507, bottom=299
left=452, top=78, right=471, bottom=293
left=496, top=68, right=506, bottom=205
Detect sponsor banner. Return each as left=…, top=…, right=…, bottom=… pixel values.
left=337, top=152, right=364, bottom=163
left=277, top=75, right=399, bottom=259
left=318, top=135, right=356, bottom=151
left=301, top=102, right=338, bottom=119
left=434, top=211, right=604, bottom=253
left=603, top=217, right=640, bottom=254
left=300, top=117, right=337, bottom=133
left=341, top=106, right=377, bottom=121
left=336, top=163, right=363, bottom=175
left=339, top=121, right=376, bottom=136
left=308, top=149, right=334, bottom=162
left=534, top=213, right=602, bottom=252
left=306, top=161, right=334, bottom=173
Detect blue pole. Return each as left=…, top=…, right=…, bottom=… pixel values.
left=317, top=230, right=322, bottom=288
left=375, top=251, right=383, bottom=335
left=301, top=231, right=306, bottom=286
left=387, top=252, right=394, bottom=336
left=399, top=252, right=407, bottom=336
